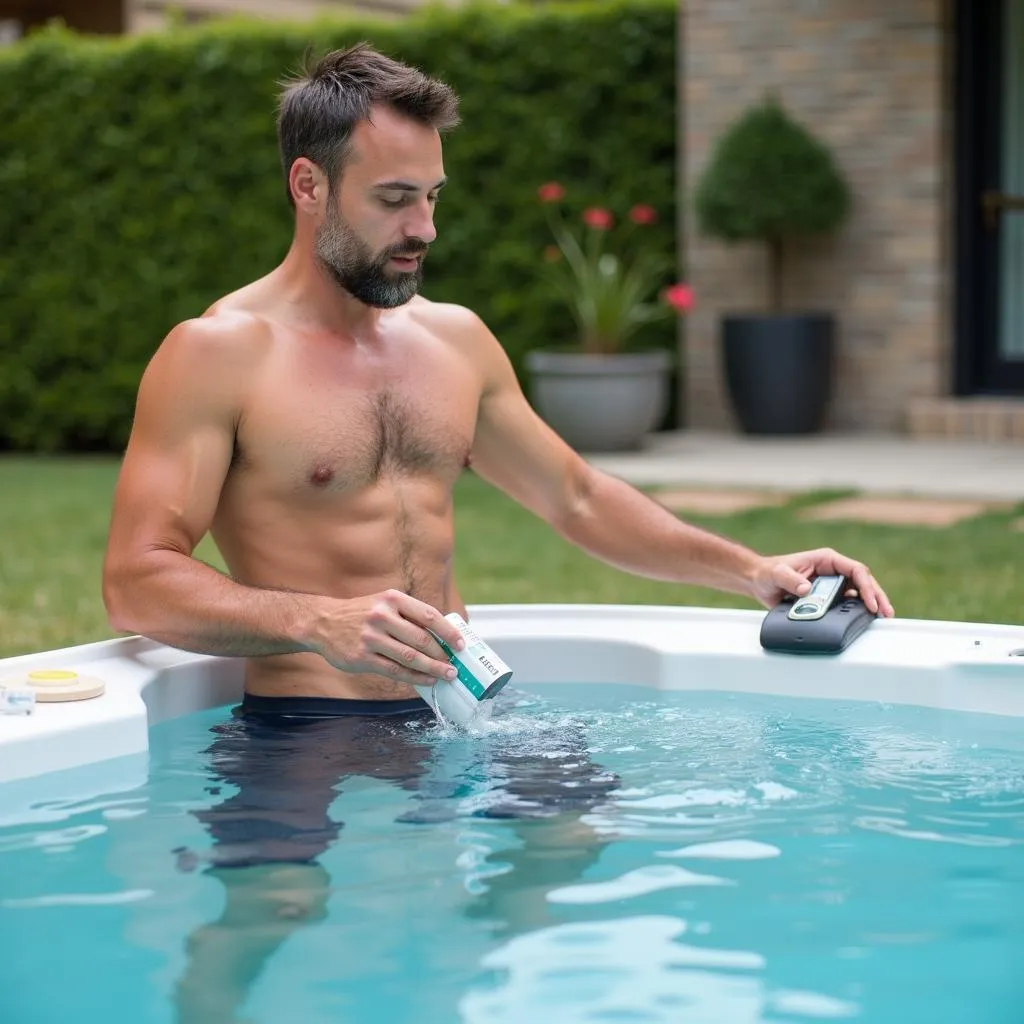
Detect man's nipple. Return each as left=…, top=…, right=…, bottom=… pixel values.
left=309, top=464, right=335, bottom=487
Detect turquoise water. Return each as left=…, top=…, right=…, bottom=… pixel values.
left=1, top=684, right=1023, bottom=1024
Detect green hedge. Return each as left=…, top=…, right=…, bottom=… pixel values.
left=0, top=0, right=677, bottom=451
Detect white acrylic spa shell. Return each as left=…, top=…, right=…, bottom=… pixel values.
left=1, top=604, right=1023, bottom=786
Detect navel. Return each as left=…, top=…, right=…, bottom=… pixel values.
left=309, top=464, right=335, bottom=487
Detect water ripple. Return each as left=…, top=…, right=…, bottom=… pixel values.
left=459, top=915, right=857, bottom=1024
left=0, top=823, right=106, bottom=853
left=657, top=840, right=781, bottom=861
left=547, top=865, right=734, bottom=905
left=2, top=889, right=153, bottom=908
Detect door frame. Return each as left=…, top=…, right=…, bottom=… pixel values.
left=953, top=0, right=1024, bottom=394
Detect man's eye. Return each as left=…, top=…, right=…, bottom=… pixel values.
left=380, top=194, right=440, bottom=208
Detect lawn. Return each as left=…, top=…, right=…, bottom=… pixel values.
left=1, top=455, right=1022, bottom=659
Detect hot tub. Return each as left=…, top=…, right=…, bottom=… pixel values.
left=0, top=604, right=1021, bottom=1024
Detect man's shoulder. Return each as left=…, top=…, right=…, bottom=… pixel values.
left=406, top=297, right=503, bottom=365
left=138, top=311, right=274, bottom=413
left=405, top=298, right=515, bottom=392
left=157, top=309, right=274, bottom=366
left=407, top=296, right=488, bottom=339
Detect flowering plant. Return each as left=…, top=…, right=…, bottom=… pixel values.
left=537, top=181, right=693, bottom=356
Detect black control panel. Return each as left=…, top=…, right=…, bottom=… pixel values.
left=760, top=594, right=876, bottom=654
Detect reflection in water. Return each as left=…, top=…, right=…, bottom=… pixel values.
left=171, top=702, right=619, bottom=1024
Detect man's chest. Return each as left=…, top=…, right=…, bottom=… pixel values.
left=232, top=346, right=480, bottom=495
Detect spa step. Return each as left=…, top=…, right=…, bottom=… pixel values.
left=905, top=397, right=1024, bottom=442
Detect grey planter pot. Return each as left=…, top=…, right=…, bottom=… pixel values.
left=525, top=349, right=672, bottom=452
left=722, top=313, right=835, bottom=434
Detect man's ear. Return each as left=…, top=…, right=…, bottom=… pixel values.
left=289, top=157, right=326, bottom=213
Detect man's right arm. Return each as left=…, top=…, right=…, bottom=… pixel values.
left=102, top=317, right=465, bottom=683
left=102, top=316, right=319, bottom=657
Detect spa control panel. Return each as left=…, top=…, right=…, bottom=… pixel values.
left=761, top=576, right=876, bottom=655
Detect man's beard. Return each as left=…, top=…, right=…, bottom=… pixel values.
left=315, top=197, right=427, bottom=309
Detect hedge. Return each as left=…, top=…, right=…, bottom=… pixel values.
left=0, top=0, right=678, bottom=451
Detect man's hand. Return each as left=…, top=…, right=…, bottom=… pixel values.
left=747, top=548, right=895, bottom=618
left=307, top=590, right=467, bottom=687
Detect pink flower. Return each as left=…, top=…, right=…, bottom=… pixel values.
left=582, top=207, right=614, bottom=230
left=628, top=204, right=658, bottom=225
left=537, top=182, right=565, bottom=203
left=662, top=283, right=694, bottom=312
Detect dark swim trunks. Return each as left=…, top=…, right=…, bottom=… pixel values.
left=184, top=692, right=618, bottom=871
left=236, top=693, right=433, bottom=719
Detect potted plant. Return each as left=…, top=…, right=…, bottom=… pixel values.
left=692, top=94, right=851, bottom=434
left=524, top=182, right=693, bottom=452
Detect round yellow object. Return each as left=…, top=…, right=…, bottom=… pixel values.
left=1, top=668, right=106, bottom=702
left=28, top=669, right=79, bottom=684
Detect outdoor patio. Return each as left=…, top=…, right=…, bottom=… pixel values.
left=586, top=429, right=1024, bottom=515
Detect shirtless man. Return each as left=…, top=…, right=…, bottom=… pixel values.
left=100, top=44, right=893, bottom=1021
left=102, top=44, right=893, bottom=714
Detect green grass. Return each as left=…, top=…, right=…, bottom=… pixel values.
left=1, top=456, right=1022, bottom=659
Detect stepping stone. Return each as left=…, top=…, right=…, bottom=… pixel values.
left=1012, top=518, right=1024, bottom=532
left=798, top=496, right=1005, bottom=527
left=653, top=489, right=790, bottom=515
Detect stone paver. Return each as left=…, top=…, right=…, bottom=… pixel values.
left=653, top=488, right=790, bottom=515
left=585, top=430, right=1023, bottom=501
left=797, top=496, right=1009, bottom=528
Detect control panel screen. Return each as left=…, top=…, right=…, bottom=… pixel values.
left=809, top=576, right=840, bottom=597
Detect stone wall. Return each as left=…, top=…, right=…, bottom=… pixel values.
left=680, top=0, right=951, bottom=432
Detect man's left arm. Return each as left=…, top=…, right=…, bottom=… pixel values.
left=458, top=311, right=893, bottom=616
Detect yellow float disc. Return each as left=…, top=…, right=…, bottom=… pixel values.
left=4, top=669, right=106, bottom=702
left=27, top=670, right=79, bottom=684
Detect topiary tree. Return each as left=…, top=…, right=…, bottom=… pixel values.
left=692, top=93, right=851, bottom=314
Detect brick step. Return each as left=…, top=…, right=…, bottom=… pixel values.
left=906, top=397, right=1024, bottom=442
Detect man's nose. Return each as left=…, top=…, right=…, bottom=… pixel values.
left=405, top=200, right=437, bottom=245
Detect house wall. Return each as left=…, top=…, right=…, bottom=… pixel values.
left=0, top=0, right=125, bottom=34
left=680, top=0, right=952, bottom=432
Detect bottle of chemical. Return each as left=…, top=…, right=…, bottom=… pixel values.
left=414, top=612, right=513, bottom=728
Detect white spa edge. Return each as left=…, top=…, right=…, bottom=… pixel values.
left=0, top=603, right=1023, bottom=787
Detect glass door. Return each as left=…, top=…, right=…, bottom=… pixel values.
left=955, top=0, right=1024, bottom=394
left=997, top=0, right=1024, bottom=374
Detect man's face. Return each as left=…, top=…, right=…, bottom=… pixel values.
left=314, top=105, right=446, bottom=309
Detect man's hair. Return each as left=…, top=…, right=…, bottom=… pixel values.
left=276, top=42, right=461, bottom=206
